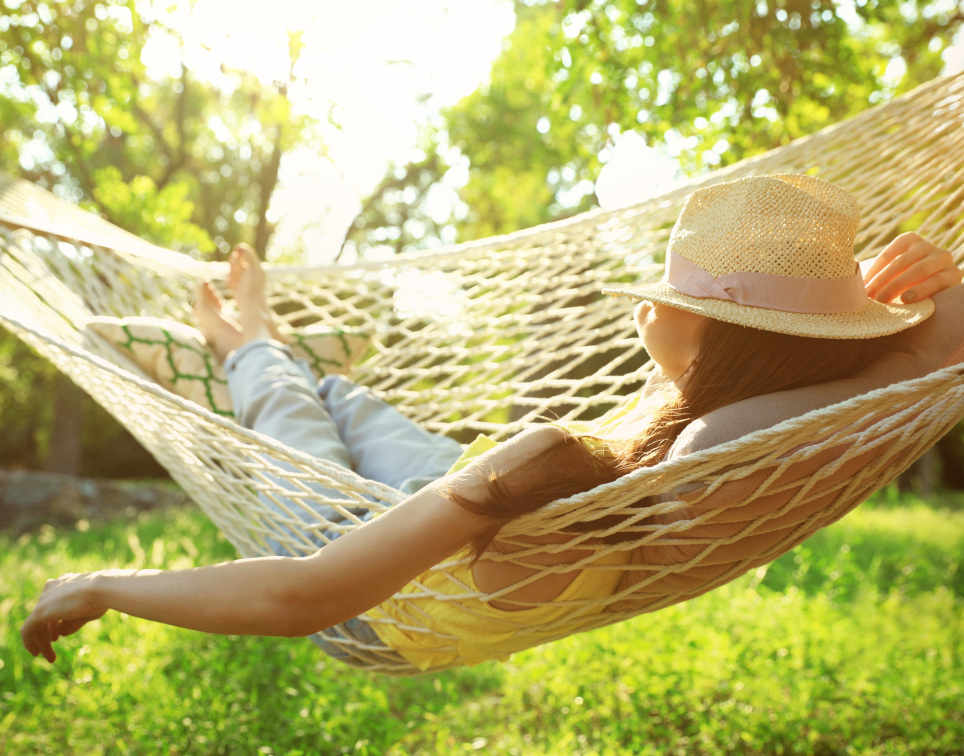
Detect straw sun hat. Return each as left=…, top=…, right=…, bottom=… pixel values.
left=604, top=174, right=934, bottom=339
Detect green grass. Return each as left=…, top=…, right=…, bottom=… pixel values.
left=2, top=492, right=962, bottom=755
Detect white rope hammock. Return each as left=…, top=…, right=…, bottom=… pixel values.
left=2, top=72, right=964, bottom=675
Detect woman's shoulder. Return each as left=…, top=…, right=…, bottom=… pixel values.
left=513, top=424, right=571, bottom=452
left=479, top=424, right=571, bottom=462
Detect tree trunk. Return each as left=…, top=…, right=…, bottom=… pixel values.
left=897, top=449, right=935, bottom=497
left=936, top=426, right=964, bottom=490
left=44, top=374, right=84, bottom=475
left=253, top=129, right=284, bottom=259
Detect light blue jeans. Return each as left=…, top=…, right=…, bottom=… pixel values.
left=224, top=339, right=464, bottom=665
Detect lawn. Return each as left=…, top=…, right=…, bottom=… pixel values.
left=1, top=489, right=961, bottom=755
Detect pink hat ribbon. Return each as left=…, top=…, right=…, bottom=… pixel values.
left=665, top=250, right=869, bottom=314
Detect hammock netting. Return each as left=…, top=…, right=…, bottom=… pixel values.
left=2, top=73, right=964, bottom=674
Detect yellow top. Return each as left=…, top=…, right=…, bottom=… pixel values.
left=365, top=396, right=649, bottom=670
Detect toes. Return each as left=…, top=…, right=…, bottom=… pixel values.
left=232, top=244, right=262, bottom=275
left=228, top=249, right=248, bottom=290
left=194, top=281, right=222, bottom=312
left=233, top=243, right=257, bottom=262
left=228, top=243, right=265, bottom=298
left=230, top=244, right=254, bottom=272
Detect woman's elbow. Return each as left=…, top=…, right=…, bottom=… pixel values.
left=270, top=603, right=341, bottom=638
left=259, top=577, right=338, bottom=638
left=270, top=584, right=364, bottom=638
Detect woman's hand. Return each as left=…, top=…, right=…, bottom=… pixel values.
left=863, top=232, right=962, bottom=304
left=21, top=571, right=112, bottom=663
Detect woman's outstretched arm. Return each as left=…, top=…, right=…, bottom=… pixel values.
left=21, top=483, right=487, bottom=662
left=21, top=426, right=566, bottom=663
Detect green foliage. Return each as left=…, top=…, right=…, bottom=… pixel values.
left=2, top=492, right=961, bottom=754
left=0, top=0, right=329, bottom=257
left=0, top=328, right=54, bottom=467
left=90, top=166, right=214, bottom=252
left=444, top=2, right=596, bottom=240
left=544, top=0, right=954, bottom=171
left=349, top=0, right=964, bottom=253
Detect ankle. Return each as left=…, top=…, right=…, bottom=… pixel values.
left=239, top=310, right=275, bottom=344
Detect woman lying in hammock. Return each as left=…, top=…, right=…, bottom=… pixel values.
left=21, top=174, right=963, bottom=667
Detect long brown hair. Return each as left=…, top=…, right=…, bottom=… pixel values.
left=450, top=318, right=902, bottom=559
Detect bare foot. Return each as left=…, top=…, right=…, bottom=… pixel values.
left=228, top=244, right=287, bottom=343
left=194, top=281, right=243, bottom=362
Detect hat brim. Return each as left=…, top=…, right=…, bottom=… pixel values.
left=602, top=281, right=934, bottom=339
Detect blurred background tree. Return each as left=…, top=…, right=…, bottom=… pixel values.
left=1, top=0, right=963, bottom=483
left=0, top=0, right=330, bottom=475
left=1, top=0, right=327, bottom=258
left=345, top=0, right=964, bottom=256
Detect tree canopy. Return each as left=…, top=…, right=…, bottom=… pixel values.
left=1, top=0, right=330, bottom=258
left=345, top=0, right=964, bottom=254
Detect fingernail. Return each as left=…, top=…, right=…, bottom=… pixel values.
left=902, top=290, right=917, bottom=303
